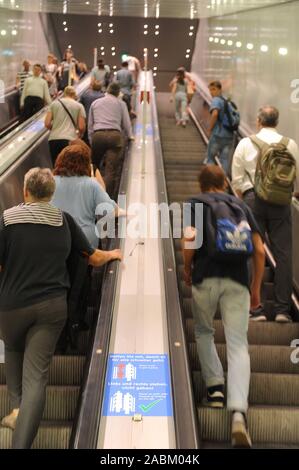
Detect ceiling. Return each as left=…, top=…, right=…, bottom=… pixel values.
left=0, top=0, right=290, bottom=19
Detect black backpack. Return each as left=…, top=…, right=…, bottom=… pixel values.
left=190, top=194, right=253, bottom=263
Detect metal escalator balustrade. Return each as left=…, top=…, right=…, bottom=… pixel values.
left=156, top=91, right=299, bottom=449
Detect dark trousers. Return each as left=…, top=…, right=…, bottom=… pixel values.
left=49, top=139, right=69, bottom=167
left=0, top=296, right=67, bottom=449
left=22, top=96, right=44, bottom=121
left=243, top=190, right=292, bottom=316
left=91, top=130, right=124, bottom=200
left=122, top=94, right=132, bottom=113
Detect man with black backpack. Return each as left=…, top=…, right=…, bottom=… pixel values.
left=232, top=106, right=299, bottom=322
left=206, top=81, right=240, bottom=175
left=182, top=165, right=265, bottom=448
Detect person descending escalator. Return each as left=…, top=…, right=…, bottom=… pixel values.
left=20, top=64, right=52, bottom=121
left=169, top=67, right=190, bottom=128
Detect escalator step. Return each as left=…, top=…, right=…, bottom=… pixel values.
left=0, top=385, right=79, bottom=421
left=198, top=406, right=299, bottom=445
left=188, top=343, right=299, bottom=374
left=0, top=356, right=85, bottom=386
left=193, top=372, right=299, bottom=406
left=185, top=318, right=299, bottom=346
left=0, top=421, right=72, bottom=449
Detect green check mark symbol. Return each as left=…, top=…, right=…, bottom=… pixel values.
left=139, top=399, right=163, bottom=413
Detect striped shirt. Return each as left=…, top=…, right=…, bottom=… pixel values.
left=4, top=203, right=63, bottom=227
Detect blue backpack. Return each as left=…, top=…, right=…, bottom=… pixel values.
left=191, top=194, right=253, bottom=263
left=220, top=97, right=240, bottom=132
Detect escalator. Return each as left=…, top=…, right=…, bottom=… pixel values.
left=157, top=92, right=299, bottom=448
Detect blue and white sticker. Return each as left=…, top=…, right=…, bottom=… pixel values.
left=103, top=354, right=173, bottom=417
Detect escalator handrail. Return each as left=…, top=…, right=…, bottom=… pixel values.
left=151, top=82, right=199, bottom=448
left=70, top=143, right=131, bottom=449
left=0, top=74, right=91, bottom=149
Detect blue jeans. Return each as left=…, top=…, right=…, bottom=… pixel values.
left=207, top=134, right=234, bottom=175
left=175, top=91, right=188, bottom=123
left=192, top=278, right=250, bottom=412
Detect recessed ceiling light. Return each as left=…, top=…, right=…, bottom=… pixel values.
left=279, top=47, right=288, bottom=55
left=246, top=43, right=254, bottom=50
left=155, top=31, right=159, bottom=35
left=260, top=44, right=268, bottom=52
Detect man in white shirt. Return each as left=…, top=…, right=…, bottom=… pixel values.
left=21, top=64, right=52, bottom=121
left=232, top=105, right=299, bottom=323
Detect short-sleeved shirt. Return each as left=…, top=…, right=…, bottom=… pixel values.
left=115, top=69, right=134, bottom=96
left=48, top=97, right=86, bottom=141
left=91, top=66, right=110, bottom=84
left=210, top=96, right=234, bottom=139
left=80, top=89, right=104, bottom=119
left=185, top=192, right=261, bottom=289
left=0, top=209, right=94, bottom=311
left=52, top=176, right=116, bottom=248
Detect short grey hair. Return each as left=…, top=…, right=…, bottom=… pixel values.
left=257, top=106, right=279, bottom=128
left=24, top=168, right=56, bottom=200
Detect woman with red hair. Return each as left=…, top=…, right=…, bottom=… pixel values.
left=52, top=144, right=116, bottom=248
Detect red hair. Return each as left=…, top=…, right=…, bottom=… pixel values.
left=53, top=144, right=91, bottom=177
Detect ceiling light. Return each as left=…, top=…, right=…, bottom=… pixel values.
left=101, top=46, right=104, bottom=50
left=101, top=52, right=105, bottom=56
left=190, top=26, right=194, bottom=30
left=155, top=25, right=159, bottom=29
left=220, top=39, right=226, bottom=45
left=246, top=43, right=254, bottom=50
left=109, top=23, right=113, bottom=27
left=144, top=31, right=148, bottom=35
left=154, top=48, right=158, bottom=52
left=155, top=31, right=159, bottom=35
left=112, top=52, right=116, bottom=56
left=227, top=40, right=233, bottom=46
left=154, top=53, right=158, bottom=57
left=153, top=73, right=157, bottom=77
left=209, top=37, right=214, bottom=42
left=110, top=29, right=114, bottom=34
left=214, top=38, right=219, bottom=43
left=144, top=24, right=148, bottom=28
left=236, top=41, right=242, bottom=47
left=64, top=27, right=68, bottom=32
left=98, top=23, right=102, bottom=27
left=186, top=55, right=190, bottom=58
left=153, top=66, right=157, bottom=70
left=63, top=21, right=67, bottom=26
left=1, top=30, right=7, bottom=36
left=260, top=44, right=268, bottom=52
left=111, top=47, right=115, bottom=51
left=279, top=47, right=288, bottom=55
left=98, top=29, right=102, bottom=33
left=11, top=29, right=17, bottom=35
left=189, top=32, right=194, bottom=36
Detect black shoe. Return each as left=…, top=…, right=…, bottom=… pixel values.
left=203, top=384, right=225, bottom=408
left=249, top=305, right=267, bottom=322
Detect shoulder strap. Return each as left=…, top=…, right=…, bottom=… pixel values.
left=250, top=135, right=270, bottom=154
left=280, top=136, right=290, bottom=147
left=58, top=99, right=78, bottom=131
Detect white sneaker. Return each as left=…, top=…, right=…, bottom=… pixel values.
left=1, top=409, right=19, bottom=430
left=231, top=411, right=252, bottom=448
left=275, top=313, right=292, bottom=323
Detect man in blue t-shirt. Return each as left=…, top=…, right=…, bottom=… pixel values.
left=206, top=81, right=234, bottom=174
left=182, top=165, right=265, bottom=448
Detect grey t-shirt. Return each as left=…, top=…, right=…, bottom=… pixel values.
left=49, top=97, right=86, bottom=141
